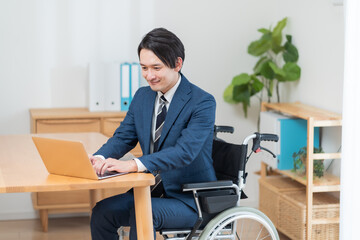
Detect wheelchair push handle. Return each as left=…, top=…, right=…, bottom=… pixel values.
left=213, top=125, right=234, bottom=142
left=251, top=132, right=278, bottom=158
left=258, top=133, right=279, bottom=142
left=214, top=125, right=234, bottom=134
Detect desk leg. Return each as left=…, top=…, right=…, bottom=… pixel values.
left=39, top=209, right=48, bottom=232
left=89, top=189, right=103, bottom=210
left=133, top=186, right=154, bottom=240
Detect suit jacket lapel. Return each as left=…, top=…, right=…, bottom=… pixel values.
left=142, top=90, right=156, bottom=155
left=159, top=76, right=191, bottom=149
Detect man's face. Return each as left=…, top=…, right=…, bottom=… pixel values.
left=139, top=49, right=182, bottom=94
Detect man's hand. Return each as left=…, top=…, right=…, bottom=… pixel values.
left=89, top=155, right=138, bottom=176
left=101, top=158, right=138, bottom=175
left=89, top=155, right=106, bottom=175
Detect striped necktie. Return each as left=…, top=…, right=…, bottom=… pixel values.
left=153, top=95, right=167, bottom=152
left=151, top=95, right=167, bottom=197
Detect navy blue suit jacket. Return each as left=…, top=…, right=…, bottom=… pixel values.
left=95, top=74, right=217, bottom=210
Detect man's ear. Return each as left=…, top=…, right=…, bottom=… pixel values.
left=174, top=57, right=183, bottom=72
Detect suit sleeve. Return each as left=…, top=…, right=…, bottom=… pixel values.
left=93, top=90, right=140, bottom=159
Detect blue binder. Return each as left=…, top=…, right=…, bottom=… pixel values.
left=120, top=62, right=141, bottom=111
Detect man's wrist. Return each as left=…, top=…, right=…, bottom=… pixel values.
left=133, top=158, right=147, bottom=172
left=93, top=155, right=105, bottom=160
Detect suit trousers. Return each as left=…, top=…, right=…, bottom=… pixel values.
left=90, top=192, right=198, bottom=240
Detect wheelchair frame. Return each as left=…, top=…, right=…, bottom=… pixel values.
left=160, top=127, right=280, bottom=240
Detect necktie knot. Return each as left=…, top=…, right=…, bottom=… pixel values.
left=160, top=95, right=167, bottom=104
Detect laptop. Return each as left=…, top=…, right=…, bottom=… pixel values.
left=32, top=136, right=133, bottom=180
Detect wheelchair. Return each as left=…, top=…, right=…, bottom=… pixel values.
left=159, top=125, right=280, bottom=240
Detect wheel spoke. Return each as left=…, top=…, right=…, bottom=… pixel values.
left=239, top=219, right=244, bottom=239
left=256, top=225, right=264, bottom=240
left=260, top=233, right=271, bottom=240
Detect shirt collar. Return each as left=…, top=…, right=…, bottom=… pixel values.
left=157, top=74, right=181, bottom=104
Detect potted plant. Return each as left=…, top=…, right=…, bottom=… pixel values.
left=292, top=146, right=325, bottom=178
left=223, top=17, right=301, bottom=129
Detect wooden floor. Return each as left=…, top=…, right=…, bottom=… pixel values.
left=0, top=217, right=91, bottom=240
left=0, top=216, right=291, bottom=240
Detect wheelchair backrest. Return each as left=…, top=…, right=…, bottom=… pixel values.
left=212, top=126, right=246, bottom=185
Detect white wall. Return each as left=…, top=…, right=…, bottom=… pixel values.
left=0, top=0, right=343, bottom=219
left=0, top=0, right=155, bottom=220
left=151, top=0, right=344, bottom=207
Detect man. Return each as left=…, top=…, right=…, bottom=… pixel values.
left=90, top=28, right=216, bottom=240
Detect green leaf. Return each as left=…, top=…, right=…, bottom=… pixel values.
left=283, top=62, right=301, bottom=81
left=258, top=28, right=270, bottom=34
left=260, top=60, right=275, bottom=79
left=253, top=56, right=269, bottom=75
left=272, top=18, right=287, bottom=45
left=233, top=84, right=251, bottom=117
left=283, top=39, right=299, bottom=62
left=223, top=83, right=252, bottom=117
left=286, top=34, right=292, bottom=43
left=272, top=45, right=284, bottom=54
left=232, top=73, right=251, bottom=86
left=276, top=75, right=286, bottom=82
left=272, top=18, right=287, bottom=54
left=250, top=76, right=264, bottom=95
left=223, top=84, right=237, bottom=103
left=248, top=32, right=272, bottom=56
left=269, top=62, right=286, bottom=77
left=242, top=102, right=249, bottom=118
left=233, top=84, right=250, bottom=103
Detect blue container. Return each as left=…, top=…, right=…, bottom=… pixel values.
left=260, top=112, right=320, bottom=170
left=277, top=118, right=320, bottom=170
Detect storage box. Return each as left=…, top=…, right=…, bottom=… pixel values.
left=278, top=191, right=339, bottom=240
left=259, top=177, right=305, bottom=226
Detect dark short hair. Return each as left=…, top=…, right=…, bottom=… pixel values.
left=137, top=28, right=185, bottom=69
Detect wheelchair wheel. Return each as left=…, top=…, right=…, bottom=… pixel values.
left=199, top=206, right=279, bottom=240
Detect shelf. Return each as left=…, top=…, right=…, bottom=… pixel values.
left=313, top=152, right=341, bottom=160
left=276, top=170, right=340, bottom=192
left=260, top=102, right=342, bottom=240
left=262, top=102, right=342, bottom=125
left=312, top=217, right=340, bottom=225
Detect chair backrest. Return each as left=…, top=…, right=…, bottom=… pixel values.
left=212, top=138, right=244, bottom=185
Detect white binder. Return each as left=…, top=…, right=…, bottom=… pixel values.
left=89, top=62, right=141, bottom=112
left=104, top=63, right=121, bottom=111
left=131, top=63, right=141, bottom=98
left=120, top=63, right=131, bottom=111
left=89, top=62, right=105, bottom=111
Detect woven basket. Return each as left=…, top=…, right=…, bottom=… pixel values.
left=259, top=177, right=305, bottom=226
left=278, top=191, right=339, bottom=240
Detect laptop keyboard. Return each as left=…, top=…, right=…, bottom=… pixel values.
left=97, top=170, right=120, bottom=178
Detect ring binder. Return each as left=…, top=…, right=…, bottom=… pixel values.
left=120, top=63, right=131, bottom=111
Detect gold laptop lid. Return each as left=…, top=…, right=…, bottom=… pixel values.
left=32, top=136, right=98, bottom=180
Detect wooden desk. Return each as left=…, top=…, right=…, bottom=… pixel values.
left=29, top=108, right=143, bottom=229
left=0, top=132, right=155, bottom=240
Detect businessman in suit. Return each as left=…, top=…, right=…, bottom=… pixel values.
left=90, top=28, right=216, bottom=240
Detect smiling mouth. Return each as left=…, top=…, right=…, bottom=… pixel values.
left=149, top=79, right=160, bottom=84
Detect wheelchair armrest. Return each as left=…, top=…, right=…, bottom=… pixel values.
left=182, top=180, right=234, bottom=192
